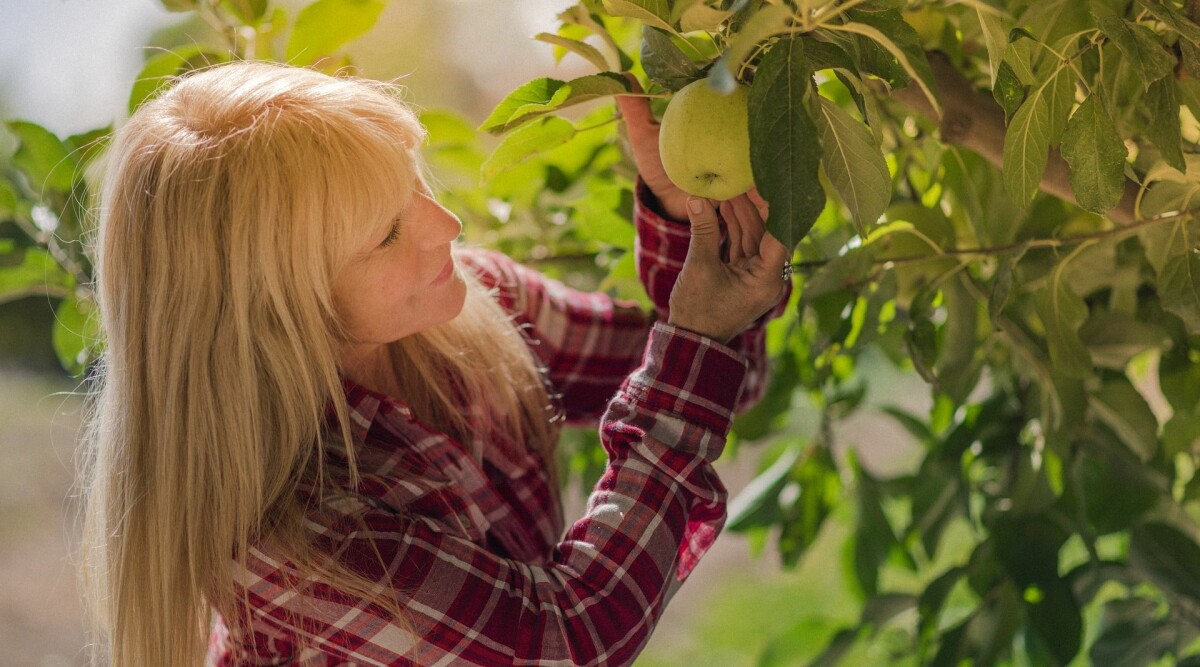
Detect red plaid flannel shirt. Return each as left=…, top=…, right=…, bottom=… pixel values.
left=208, top=180, right=791, bottom=666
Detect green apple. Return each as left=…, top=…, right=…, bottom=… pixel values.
left=658, top=79, right=755, bottom=201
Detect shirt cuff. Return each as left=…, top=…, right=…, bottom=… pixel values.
left=635, top=177, right=691, bottom=234
left=622, top=321, right=749, bottom=436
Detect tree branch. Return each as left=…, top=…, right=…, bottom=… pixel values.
left=887, top=52, right=1139, bottom=226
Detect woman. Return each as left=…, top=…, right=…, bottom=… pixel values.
left=80, top=61, right=790, bottom=666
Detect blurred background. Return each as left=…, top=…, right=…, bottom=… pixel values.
left=0, top=1, right=919, bottom=664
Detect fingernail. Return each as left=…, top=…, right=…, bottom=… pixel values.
left=688, top=198, right=704, bottom=214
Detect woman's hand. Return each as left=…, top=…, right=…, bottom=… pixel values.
left=615, top=77, right=692, bottom=222
left=667, top=191, right=789, bottom=344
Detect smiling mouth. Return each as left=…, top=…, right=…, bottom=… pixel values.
left=431, top=257, right=454, bottom=285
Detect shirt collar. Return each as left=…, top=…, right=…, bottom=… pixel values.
left=329, top=376, right=416, bottom=443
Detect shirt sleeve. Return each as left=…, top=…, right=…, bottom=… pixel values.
left=459, top=177, right=791, bottom=425
left=633, top=177, right=792, bottom=410
left=457, top=249, right=653, bottom=426
left=225, top=323, right=747, bottom=667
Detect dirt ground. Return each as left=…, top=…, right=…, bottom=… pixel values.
left=0, top=369, right=89, bottom=666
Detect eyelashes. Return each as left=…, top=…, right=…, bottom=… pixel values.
left=378, top=221, right=400, bottom=248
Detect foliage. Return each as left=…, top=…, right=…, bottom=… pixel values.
left=2, top=0, right=1200, bottom=665
left=476, top=0, right=1200, bottom=665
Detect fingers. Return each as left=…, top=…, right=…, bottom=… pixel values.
left=758, top=231, right=790, bottom=271
left=720, top=195, right=768, bottom=265
left=719, top=200, right=746, bottom=264
left=685, top=197, right=723, bottom=262
left=746, top=188, right=770, bottom=220
left=729, top=196, right=764, bottom=260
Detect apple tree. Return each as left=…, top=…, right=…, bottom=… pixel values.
left=476, top=0, right=1200, bottom=664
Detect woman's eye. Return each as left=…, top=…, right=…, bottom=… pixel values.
left=379, top=222, right=400, bottom=248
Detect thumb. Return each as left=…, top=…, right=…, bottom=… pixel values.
left=685, top=197, right=722, bottom=259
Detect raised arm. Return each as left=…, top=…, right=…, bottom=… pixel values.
left=216, top=324, right=749, bottom=666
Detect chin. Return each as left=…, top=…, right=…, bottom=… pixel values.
left=445, top=272, right=469, bottom=318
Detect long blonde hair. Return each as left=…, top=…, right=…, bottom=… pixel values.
left=80, top=61, right=558, bottom=666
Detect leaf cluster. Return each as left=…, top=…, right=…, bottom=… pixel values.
left=480, top=0, right=1200, bottom=664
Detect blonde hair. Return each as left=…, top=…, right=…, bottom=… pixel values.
left=80, top=61, right=557, bottom=666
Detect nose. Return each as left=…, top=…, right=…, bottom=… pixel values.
left=434, top=201, right=462, bottom=243
left=415, top=192, right=463, bottom=249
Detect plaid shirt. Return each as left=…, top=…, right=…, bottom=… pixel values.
left=209, top=181, right=790, bottom=666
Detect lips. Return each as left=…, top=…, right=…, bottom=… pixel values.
left=431, top=257, right=454, bottom=285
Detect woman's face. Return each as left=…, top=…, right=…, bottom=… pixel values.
left=333, top=178, right=467, bottom=373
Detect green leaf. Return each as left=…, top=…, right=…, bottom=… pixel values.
left=1026, top=577, right=1083, bottom=664
left=936, top=281, right=984, bottom=404
left=777, top=445, right=841, bottom=567
left=597, top=251, right=652, bottom=307
left=481, top=116, right=577, bottom=181
left=421, top=108, right=481, bottom=148
left=159, top=0, right=197, bottom=11
left=906, top=286, right=939, bottom=385
left=908, top=458, right=960, bottom=557
left=1004, top=35, right=1037, bottom=86
left=66, top=127, right=111, bottom=169
left=1077, top=311, right=1166, bottom=370
left=977, top=8, right=1012, bottom=88
left=917, top=567, right=964, bottom=657
left=479, top=73, right=629, bottom=135
left=991, top=515, right=1080, bottom=663
left=285, top=0, right=386, bottom=67
left=814, top=97, right=890, bottom=234
left=801, top=246, right=877, bottom=304
left=1160, top=251, right=1200, bottom=333
left=1018, top=0, right=1092, bottom=54
left=0, top=181, right=17, bottom=219
left=803, top=36, right=858, bottom=74
left=676, top=2, right=732, bottom=32
left=1088, top=599, right=1175, bottom=667
left=556, top=5, right=627, bottom=70
left=53, top=296, right=101, bottom=376
left=1145, top=76, right=1186, bottom=172
left=601, top=0, right=673, bottom=32
left=536, top=33, right=610, bottom=72
left=748, top=35, right=825, bottom=251
left=1129, top=521, right=1200, bottom=605
left=1090, top=377, right=1159, bottom=462
left=989, top=244, right=1027, bottom=322
left=572, top=183, right=634, bottom=247
left=850, top=453, right=904, bottom=597
left=726, top=441, right=804, bottom=531
left=6, top=121, right=78, bottom=194
left=1002, top=65, right=1075, bottom=206
left=640, top=26, right=701, bottom=91
left=837, top=9, right=941, bottom=116
left=1094, top=12, right=1175, bottom=88
left=993, top=60, right=1026, bottom=122
left=1034, top=276, right=1093, bottom=379
left=1139, top=0, right=1200, bottom=47
left=1139, top=218, right=1200, bottom=275
left=1061, top=94, right=1127, bottom=214
left=0, top=247, right=72, bottom=304
left=223, top=0, right=268, bottom=24
left=1181, top=79, right=1200, bottom=121
left=708, top=5, right=792, bottom=93
left=1069, top=437, right=1162, bottom=534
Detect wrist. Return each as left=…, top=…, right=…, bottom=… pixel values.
left=666, top=315, right=734, bottom=345
left=637, top=176, right=689, bottom=223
